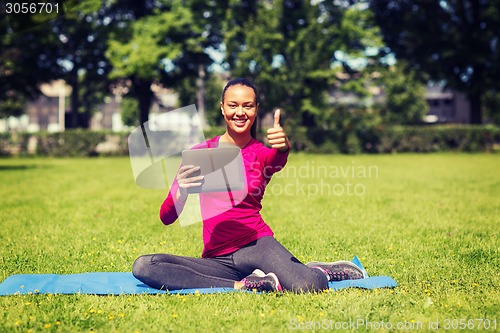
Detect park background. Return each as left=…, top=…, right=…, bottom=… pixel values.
left=1, top=0, right=499, bottom=332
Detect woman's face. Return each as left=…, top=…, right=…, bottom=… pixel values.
left=221, top=85, right=258, bottom=136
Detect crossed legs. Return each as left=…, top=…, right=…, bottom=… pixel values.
left=132, top=236, right=328, bottom=292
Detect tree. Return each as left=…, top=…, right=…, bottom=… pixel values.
left=120, top=97, right=139, bottom=127
left=483, top=90, right=500, bottom=125
left=0, top=91, right=27, bottom=120
left=0, top=3, right=61, bottom=119
left=224, top=0, right=383, bottom=130
left=167, top=0, right=230, bottom=128
left=370, top=0, right=500, bottom=124
left=52, top=0, right=112, bottom=128
left=175, top=73, right=226, bottom=126
left=105, top=0, right=228, bottom=127
left=0, top=0, right=111, bottom=128
left=379, top=62, right=428, bottom=124
left=105, top=3, right=192, bottom=127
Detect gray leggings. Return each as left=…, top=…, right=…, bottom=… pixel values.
left=132, top=236, right=328, bottom=292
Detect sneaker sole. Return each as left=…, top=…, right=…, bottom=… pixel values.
left=306, top=260, right=367, bottom=279
left=251, top=269, right=266, bottom=277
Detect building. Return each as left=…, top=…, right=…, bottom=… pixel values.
left=425, top=86, right=471, bottom=123
left=0, top=81, right=179, bottom=133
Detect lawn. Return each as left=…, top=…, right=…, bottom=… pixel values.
left=0, top=153, right=498, bottom=332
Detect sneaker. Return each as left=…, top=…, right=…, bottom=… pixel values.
left=241, top=269, right=282, bottom=292
left=306, top=261, right=366, bottom=281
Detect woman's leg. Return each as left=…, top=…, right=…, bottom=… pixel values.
left=132, top=253, right=247, bottom=290
left=231, top=236, right=328, bottom=292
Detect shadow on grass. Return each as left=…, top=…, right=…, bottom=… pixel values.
left=0, top=164, right=51, bottom=171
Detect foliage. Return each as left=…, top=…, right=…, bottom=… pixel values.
left=106, top=7, right=191, bottom=80
left=0, top=132, right=11, bottom=156
left=105, top=1, right=187, bottom=125
left=375, top=125, right=500, bottom=153
left=202, top=126, right=226, bottom=141
left=54, top=0, right=111, bottom=128
left=174, top=74, right=226, bottom=127
left=285, top=124, right=499, bottom=154
left=35, top=130, right=107, bottom=157
left=0, top=3, right=58, bottom=117
left=377, top=62, right=429, bottom=125
left=167, top=0, right=229, bottom=128
left=105, top=0, right=228, bottom=127
left=2, top=0, right=499, bottom=130
left=120, top=98, right=140, bottom=127
left=0, top=124, right=498, bottom=157
left=224, top=0, right=383, bottom=130
left=483, top=90, right=500, bottom=125
left=0, top=91, right=26, bottom=119
left=370, top=0, right=500, bottom=123
left=0, top=0, right=111, bottom=127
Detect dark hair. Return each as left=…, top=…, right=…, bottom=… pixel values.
left=221, top=78, right=259, bottom=139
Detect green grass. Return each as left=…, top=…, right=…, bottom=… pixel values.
left=1, top=154, right=499, bottom=332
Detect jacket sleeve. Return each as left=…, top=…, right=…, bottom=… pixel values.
left=159, top=173, right=185, bottom=225
left=262, top=143, right=290, bottom=177
left=160, top=138, right=216, bottom=224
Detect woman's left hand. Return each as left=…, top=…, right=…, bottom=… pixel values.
left=267, top=109, right=289, bottom=152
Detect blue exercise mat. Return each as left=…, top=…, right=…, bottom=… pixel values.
left=0, top=257, right=397, bottom=295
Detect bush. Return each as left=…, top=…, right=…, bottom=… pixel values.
left=0, top=132, right=11, bottom=156
left=95, top=132, right=130, bottom=156
left=203, top=126, right=225, bottom=140
left=0, top=125, right=498, bottom=157
left=36, top=130, right=107, bottom=157
left=285, top=124, right=500, bottom=154
left=343, top=132, right=362, bottom=154
left=375, top=125, right=500, bottom=153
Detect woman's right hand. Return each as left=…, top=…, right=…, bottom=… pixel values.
left=176, top=165, right=204, bottom=202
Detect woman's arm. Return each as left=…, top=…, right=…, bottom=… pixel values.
left=159, top=165, right=203, bottom=225
left=263, top=109, right=290, bottom=175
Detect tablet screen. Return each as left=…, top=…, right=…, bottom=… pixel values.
left=181, top=146, right=245, bottom=193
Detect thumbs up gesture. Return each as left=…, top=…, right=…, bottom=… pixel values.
left=267, top=109, right=290, bottom=152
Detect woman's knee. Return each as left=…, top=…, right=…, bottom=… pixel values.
left=132, top=255, right=152, bottom=279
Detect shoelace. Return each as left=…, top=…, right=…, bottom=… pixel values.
left=244, top=280, right=265, bottom=289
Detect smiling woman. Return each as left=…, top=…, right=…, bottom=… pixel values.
left=220, top=78, right=259, bottom=145
left=132, top=78, right=366, bottom=293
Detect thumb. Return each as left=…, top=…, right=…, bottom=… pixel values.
left=273, top=109, right=281, bottom=128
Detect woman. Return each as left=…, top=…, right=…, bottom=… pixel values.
left=133, top=78, right=365, bottom=292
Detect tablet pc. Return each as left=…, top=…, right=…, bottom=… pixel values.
left=181, top=146, right=245, bottom=193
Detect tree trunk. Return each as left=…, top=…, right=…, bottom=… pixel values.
left=134, top=77, right=153, bottom=128
left=256, top=112, right=264, bottom=141
left=77, top=87, right=91, bottom=129
left=83, top=101, right=91, bottom=129
left=69, top=70, right=79, bottom=129
left=196, top=64, right=207, bottom=129
left=469, top=91, right=482, bottom=124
